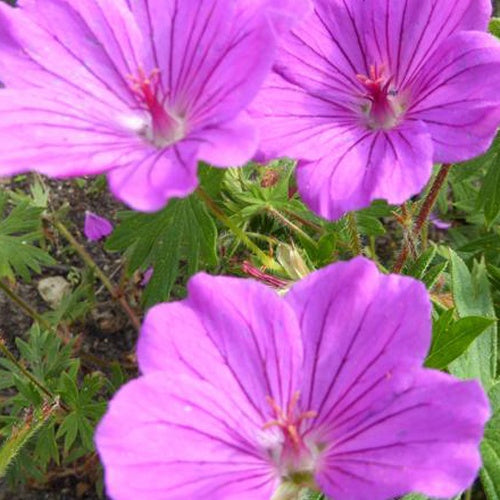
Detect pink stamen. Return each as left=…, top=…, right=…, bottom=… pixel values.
left=263, top=392, right=317, bottom=451
left=356, top=64, right=398, bottom=129
left=128, top=68, right=183, bottom=146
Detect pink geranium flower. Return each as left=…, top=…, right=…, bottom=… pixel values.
left=0, top=0, right=296, bottom=211
left=252, top=0, right=500, bottom=219
left=96, top=258, right=489, bottom=500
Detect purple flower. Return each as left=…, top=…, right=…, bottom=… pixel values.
left=96, top=258, right=489, bottom=500
left=84, top=211, right=113, bottom=241
left=252, top=0, right=500, bottom=220
left=0, top=1, right=289, bottom=212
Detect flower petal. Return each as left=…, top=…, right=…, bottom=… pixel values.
left=106, top=142, right=199, bottom=212
left=196, top=112, right=259, bottom=167
left=137, top=273, right=303, bottom=417
left=295, top=121, right=433, bottom=220
left=96, top=372, right=277, bottom=499
left=84, top=212, right=113, bottom=241
left=408, top=31, right=500, bottom=163
left=315, top=370, right=489, bottom=500
left=128, top=0, right=276, bottom=127
left=0, top=89, right=140, bottom=177
left=0, top=0, right=140, bottom=103
left=362, top=0, right=492, bottom=87
left=285, top=257, right=431, bottom=430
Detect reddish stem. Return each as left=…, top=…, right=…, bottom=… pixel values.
left=392, top=164, right=452, bottom=273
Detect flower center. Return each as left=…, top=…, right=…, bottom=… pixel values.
left=262, top=392, right=318, bottom=475
left=356, top=64, right=402, bottom=130
left=128, top=68, right=185, bottom=148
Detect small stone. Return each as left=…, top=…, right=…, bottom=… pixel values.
left=37, top=276, right=72, bottom=309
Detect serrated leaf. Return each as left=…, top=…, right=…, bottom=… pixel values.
left=57, top=413, right=78, bottom=452
left=407, top=244, right=437, bottom=280
left=448, top=251, right=497, bottom=389
left=0, top=193, right=54, bottom=281
left=106, top=194, right=217, bottom=306
left=426, top=316, right=494, bottom=370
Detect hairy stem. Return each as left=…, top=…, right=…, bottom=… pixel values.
left=51, top=218, right=141, bottom=330
left=393, top=164, right=452, bottom=273
left=266, top=206, right=317, bottom=247
left=196, top=187, right=280, bottom=270
left=346, top=212, right=362, bottom=256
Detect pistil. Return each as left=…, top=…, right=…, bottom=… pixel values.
left=357, top=64, right=399, bottom=129
left=129, top=68, right=185, bottom=148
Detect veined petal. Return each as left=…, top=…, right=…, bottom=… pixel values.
left=138, top=273, right=303, bottom=418
left=96, top=373, right=277, bottom=500
left=252, top=72, right=358, bottom=162
left=315, top=370, right=489, bottom=500
left=0, top=89, right=141, bottom=177
left=362, top=0, right=492, bottom=88
left=196, top=112, right=259, bottom=167
left=0, top=0, right=140, bottom=104
left=408, top=31, right=500, bottom=163
left=295, top=121, right=433, bottom=220
left=128, top=0, right=276, bottom=127
left=285, top=258, right=431, bottom=432
left=107, top=142, right=199, bottom=212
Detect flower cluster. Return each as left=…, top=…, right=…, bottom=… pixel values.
left=0, top=0, right=499, bottom=218
left=96, top=258, right=489, bottom=499
left=0, top=1, right=496, bottom=499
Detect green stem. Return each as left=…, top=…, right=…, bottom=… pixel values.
left=346, top=212, right=362, bottom=256
left=196, top=187, right=280, bottom=270
left=266, top=206, right=317, bottom=247
left=0, top=281, right=52, bottom=331
left=51, top=218, right=141, bottom=330
left=464, top=488, right=472, bottom=500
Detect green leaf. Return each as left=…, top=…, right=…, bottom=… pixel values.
left=481, top=383, right=500, bottom=500
left=355, top=213, right=386, bottom=237
left=57, top=412, right=78, bottom=452
left=0, top=193, right=55, bottom=281
left=422, top=261, right=448, bottom=290
left=407, top=244, right=437, bottom=280
left=476, top=133, right=500, bottom=228
left=106, top=195, right=217, bottom=306
left=426, top=316, right=495, bottom=370
left=490, top=18, right=500, bottom=38
left=448, top=251, right=497, bottom=389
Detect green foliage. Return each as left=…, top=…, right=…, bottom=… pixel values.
left=481, top=383, right=500, bottom=500
left=0, top=326, right=108, bottom=487
left=490, top=18, right=500, bottom=38
left=448, top=251, right=497, bottom=390
left=0, top=403, right=55, bottom=478
left=475, top=133, right=500, bottom=229
left=0, top=192, right=54, bottom=281
left=426, top=312, right=495, bottom=370
left=106, top=194, right=217, bottom=306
